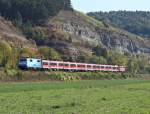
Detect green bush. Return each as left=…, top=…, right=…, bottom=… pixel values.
left=4, top=69, right=18, bottom=77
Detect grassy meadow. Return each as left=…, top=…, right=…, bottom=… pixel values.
left=0, top=80, right=150, bottom=114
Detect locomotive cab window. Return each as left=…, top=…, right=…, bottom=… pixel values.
left=37, top=60, right=41, bottom=62
left=20, top=58, right=27, bottom=62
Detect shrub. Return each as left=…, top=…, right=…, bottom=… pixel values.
left=0, top=41, right=13, bottom=68
left=4, top=69, right=18, bottom=77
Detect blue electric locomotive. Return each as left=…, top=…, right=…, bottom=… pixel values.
left=18, top=58, right=42, bottom=69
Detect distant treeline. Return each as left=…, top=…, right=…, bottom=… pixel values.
left=88, top=11, right=150, bottom=38
left=0, top=0, right=72, bottom=24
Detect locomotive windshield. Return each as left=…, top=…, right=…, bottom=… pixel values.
left=20, top=58, right=27, bottom=62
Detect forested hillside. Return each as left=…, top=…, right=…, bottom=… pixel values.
left=88, top=11, right=150, bottom=38
left=0, top=0, right=72, bottom=24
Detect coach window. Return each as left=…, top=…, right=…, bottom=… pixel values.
left=113, top=67, right=117, bottom=69
left=101, top=66, right=105, bottom=68
left=77, top=65, right=81, bottom=67
left=64, top=64, right=69, bottom=66
left=43, top=62, right=48, bottom=65
left=105, top=66, right=109, bottom=69
left=30, top=59, right=33, bottom=62
left=70, top=64, right=76, bottom=67
left=95, top=66, right=99, bottom=68
left=59, top=63, right=64, bottom=66
left=87, top=65, right=91, bottom=68
left=50, top=63, right=57, bottom=66
left=78, top=65, right=85, bottom=68
left=93, top=66, right=97, bottom=68
left=82, top=65, right=85, bottom=68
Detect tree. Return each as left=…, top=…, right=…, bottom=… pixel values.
left=22, top=20, right=33, bottom=39
left=49, top=48, right=61, bottom=60
left=14, top=11, right=23, bottom=27
left=39, top=46, right=61, bottom=60
left=92, top=45, right=108, bottom=58
left=63, top=0, right=73, bottom=10
left=0, top=41, right=12, bottom=68
left=107, top=52, right=127, bottom=65
left=77, top=53, right=91, bottom=63
left=145, top=65, right=150, bottom=73
left=98, top=56, right=107, bottom=64
left=0, top=0, right=12, bottom=17
left=20, top=48, right=37, bottom=58
left=32, top=28, right=45, bottom=41
left=89, top=55, right=107, bottom=64
left=127, top=59, right=140, bottom=73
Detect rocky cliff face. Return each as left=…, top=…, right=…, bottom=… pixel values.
left=45, top=11, right=150, bottom=55
left=0, top=17, right=34, bottom=47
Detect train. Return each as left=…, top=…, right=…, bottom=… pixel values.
left=18, top=58, right=126, bottom=72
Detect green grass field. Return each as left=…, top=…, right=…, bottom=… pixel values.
left=0, top=80, right=150, bottom=114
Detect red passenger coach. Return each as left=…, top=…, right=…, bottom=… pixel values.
left=41, top=60, right=126, bottom=72
left=119, top=66, right=126, bottom=72
left=42, top=60, right=49, bottom=69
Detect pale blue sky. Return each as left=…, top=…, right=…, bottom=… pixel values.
left=71, top=0, right=150, bottom=13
